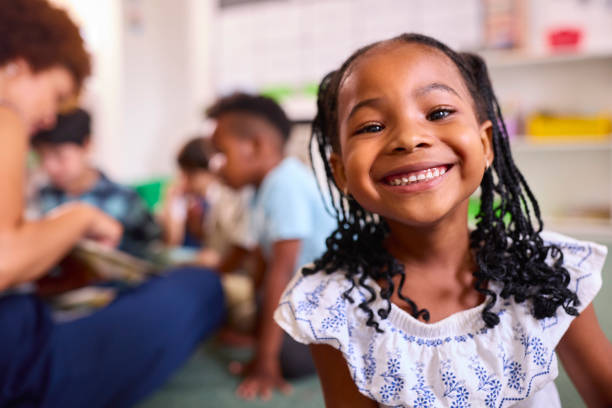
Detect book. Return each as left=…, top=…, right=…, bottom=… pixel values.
left=36, top=240, right=162, bottom=297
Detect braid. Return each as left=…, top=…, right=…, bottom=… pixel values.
left=306, top=33, right=579, bottom=331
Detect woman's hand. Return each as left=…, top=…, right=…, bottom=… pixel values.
left=49, top=203, right=123, bottom=248
left=83, top=206, right=123, bottom=247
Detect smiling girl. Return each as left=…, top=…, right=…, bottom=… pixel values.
left=274, top=33, right=612, bottom=407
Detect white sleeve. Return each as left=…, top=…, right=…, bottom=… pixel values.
left=540, top=231, right=607, bottom=346
left=274, top=267, right=353, bottom=351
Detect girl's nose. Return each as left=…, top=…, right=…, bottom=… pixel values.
left=386, top=122, right=431, bottom=154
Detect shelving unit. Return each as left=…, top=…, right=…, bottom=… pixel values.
left=481, top=49, right=612, bottom=69
left=510, top=138, right=612, bottom=152
left=485, top=49, right=612, bottom=238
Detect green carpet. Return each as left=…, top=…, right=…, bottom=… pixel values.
left=138, top=343, right=323, bottom=408
left=140, top=237, right=611, bottom=408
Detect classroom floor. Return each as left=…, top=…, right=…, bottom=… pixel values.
left=137, top=343, right=323, bottom=408
left=139, top=235, right=612, bottom=408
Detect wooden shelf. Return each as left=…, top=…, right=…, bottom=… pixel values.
left=478, top=50, right=612, bottom=69
left=510, top=138, right=612, bottom=153
left=543, top=216, right=612, bottom=242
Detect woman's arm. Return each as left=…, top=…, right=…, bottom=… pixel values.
left=310, top=343, right=378, bottom=408
left=556, top=303, right=612, bottom=407
left=0, top=108, right=121, bottom=290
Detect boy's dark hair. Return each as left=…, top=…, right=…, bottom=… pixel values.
left=31, top=108, right=91, bottom=147
left=0, top=0, right=91, bottom=91
left=206, top=92, right=292, bottom=142
left=177, top=137, right=209, bottom=172
left=306, top=33, right=579, bottom=331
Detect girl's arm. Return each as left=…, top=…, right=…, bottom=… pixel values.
left=310, top=343, right=378, bottom=408
left=235, top=240, right=300, bottom=400
left=0, top=108, right=121, bottom=291
left=556, top=304, right=612, bottom=407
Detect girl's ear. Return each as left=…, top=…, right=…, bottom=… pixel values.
left=329, top=152, right=348, bottom=193
left=480, top=120, right=494, bottom=168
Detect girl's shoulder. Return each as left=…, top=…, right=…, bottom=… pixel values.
left=540, top=230, right=607, bottom=284
left=537, top=230, right=606, bottom=318
left=274, top=266, right=356, bottom=345
left=274, top=233, right=607, bottom=407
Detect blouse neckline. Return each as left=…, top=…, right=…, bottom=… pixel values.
left=366, top=277, right=490, bottom=338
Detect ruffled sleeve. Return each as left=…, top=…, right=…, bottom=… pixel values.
left=534, top=231, right=607, bottom=347
left=274, top=267, right=358, bottom=352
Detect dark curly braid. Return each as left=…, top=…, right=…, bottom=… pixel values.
left=304, top=33, right=579, bottom=332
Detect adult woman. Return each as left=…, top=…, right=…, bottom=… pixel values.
left=0, top=1, right=224, bottom=406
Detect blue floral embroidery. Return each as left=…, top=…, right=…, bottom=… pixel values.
left=320, top=296, right=347, bottom=333
left=539, top=315, right=558, bottom=331
left=296, top=281, right=327, bottom=316
left=499, top=347, right=526, bottom=393
left=385, top=306, right=506, bottom=349
left=379, top=353, right=405, bottom=403
left=410, top=362, right=435, bottom=408
left=439, top=360, right=471, bottom=408
left=468, top=357, right=501, bottom=408
left=515, top=324, right=549, bottom=367
left=544, top=239, right=592, bottom=267
left=360, top=341, right=377, bottom=385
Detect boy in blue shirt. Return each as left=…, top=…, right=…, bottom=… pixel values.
left=208, top=93, right=336, bottom=400
left=31, top=108, right=161, bottom=257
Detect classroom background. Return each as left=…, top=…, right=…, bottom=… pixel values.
left=45, top=1, right=612, bottom=407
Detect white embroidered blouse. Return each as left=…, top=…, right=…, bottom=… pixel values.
left=274, top=231, right=606, bottom=407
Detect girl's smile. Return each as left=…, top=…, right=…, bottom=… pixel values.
left=378, top=162, right=453, bottom=193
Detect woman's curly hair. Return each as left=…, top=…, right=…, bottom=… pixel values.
left=305, top=33, right=579, bottom=331
left=0, top=0, right=91, bottom=90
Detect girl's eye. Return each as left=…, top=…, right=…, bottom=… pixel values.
left=355, top=123, right=385, bottom=135
left=427, top=108, right=454, bottom=121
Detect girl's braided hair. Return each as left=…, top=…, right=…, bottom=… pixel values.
left=305, top=33, right=579, bottom=331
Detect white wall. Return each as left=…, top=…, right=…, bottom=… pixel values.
left=58, top=0, right=216, bottom=183
left=116, top=0, right=217, bottom=182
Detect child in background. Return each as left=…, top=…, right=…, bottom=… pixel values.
left=208, top=93, right=337, bottom=400
left=160, top=136, right=252, bottom=262
left=161, top=137, right=215, bottom=248
left=31, top=108, right=161, bottom=257
left=274, top=33, right=612, bottom=407
left=161, top=136, right=255, bottom=330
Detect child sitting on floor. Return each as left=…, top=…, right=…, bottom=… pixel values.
left=31, top=108, right=161, bottom=257
left=207, top=93, right=337, bottom=400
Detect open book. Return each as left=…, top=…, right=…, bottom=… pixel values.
left=36, top=240, right=162, bottom=298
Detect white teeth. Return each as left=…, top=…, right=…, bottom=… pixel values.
left=388, top=166, right=448, bottom=186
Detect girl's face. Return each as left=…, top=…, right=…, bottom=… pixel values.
left=331, top=42, right=493, bottom=227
